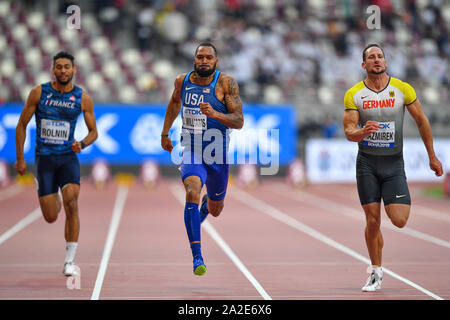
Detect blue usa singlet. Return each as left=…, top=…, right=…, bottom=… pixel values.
left=180, top=71, right=230, bottom=156
left=35, top=82, right=83, bottom=155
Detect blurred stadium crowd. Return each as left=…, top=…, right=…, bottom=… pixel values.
left=0, top=0, right=448, bottom=138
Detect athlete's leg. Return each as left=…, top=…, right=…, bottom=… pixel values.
left=381, top=170, right=411, bottom=229
left=38, top=193, right=62, bottom=223
left=385, top=204, right=410, bottom=228
left=36, top=155, right=61, bottom=223
left=61, top=184, right=80, bottom=242
left=183, top=175, right=203, bottom=250
left=180, top=153, right=208, bottom=275
left=184, top=175, right=203, bottom=204
left=56, top=153, right=81, bottom=274
left=201, top=163, right=229, bottom=220
left=356, top=152, right=383, bottom=267
left=206, top=199, right=224, bottom=217
left=362, top=202, right=383, bottom=266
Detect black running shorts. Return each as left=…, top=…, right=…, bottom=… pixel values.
left=356, top=151, right=411, bottom=206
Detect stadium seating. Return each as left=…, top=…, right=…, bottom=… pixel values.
left=0, top=0, right=448, bottom=138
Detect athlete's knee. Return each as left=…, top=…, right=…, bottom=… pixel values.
left=210, top=205, right=224, bottom=217
left=209, top=201, right=224, bottom=217
left=385, top=205, right=410, bottom=228
left=366, top=215, right=380, bottom=234
left=391, top=216, right=408, bottom=228
left=186, top=188, right=201, bottom=203
left=63, top=197, right=78, bottom=215
left=42, top=211, right=58, bottom=223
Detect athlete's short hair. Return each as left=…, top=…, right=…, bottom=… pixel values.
left=195, top=42, right=217, bottom=57
left=362, top=44, right=385, bottom=61
left=53, top=51, right=75, bottom=66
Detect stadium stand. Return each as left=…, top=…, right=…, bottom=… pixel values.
left=0, top=0, right=448, bottom=139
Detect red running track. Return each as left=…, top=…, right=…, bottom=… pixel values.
left=0, top=178, right=449, bottom=300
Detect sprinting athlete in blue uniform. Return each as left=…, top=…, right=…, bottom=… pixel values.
left=161, top=42, right=244, bottom=276
left=14, top=52, right=98, bottom=277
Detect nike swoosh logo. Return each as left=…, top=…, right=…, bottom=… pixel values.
left=185, top=87, right=196, bottom=91
left=396, top=195, right=406, bottom=198
left=215, top=191, right=225, bottom=196
left=361, top=95, right=368, bottom=99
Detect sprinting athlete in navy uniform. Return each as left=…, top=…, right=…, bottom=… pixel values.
left=161, top=42, right=244, bottom=276
left=15, top=51, right=98, bottom=277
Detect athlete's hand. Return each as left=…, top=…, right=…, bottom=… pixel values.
left=362, top=121, right=380, bottom=137
left=72, top=141, right=82, bottom=153
left=429, top=155, right=443, bottom=176
left=161, top=135, right=173, bottom=153
left=14, top=159, right=27, bottom=175
left=199, top=102, right=216, bottom=118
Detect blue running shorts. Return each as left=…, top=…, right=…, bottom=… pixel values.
left=180, top=152, right=229, bottom=202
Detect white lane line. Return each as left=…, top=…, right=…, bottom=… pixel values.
left=232, top=189, right=444, bottom=301
left=2, top=261, right=449, bottom=267
left=320, top=184, right=450, bottom=223
left=273, top=185, right=450, bottom=249
left=0, top=207, right=41, bottom=245
left=169, top=182, right=272, bottom=300
left=0, top=184, right=23, bottom=202
left=91, top=186, right=128, bottom=300
left=412, top=204, right=450, bottom=223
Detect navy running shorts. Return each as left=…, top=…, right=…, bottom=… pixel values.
left=356, top=151, right=411, bottom=206
left=35, top=152, right=80, bottom=197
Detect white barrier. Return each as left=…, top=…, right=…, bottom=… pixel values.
left=305, top=138, right=450, bottom=183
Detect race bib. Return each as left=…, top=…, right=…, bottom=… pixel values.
left=182, top=106, right=207, bottom=132
left=41, top=119, right=70, bottom=144
left=362, top=121, right=395, bottom=148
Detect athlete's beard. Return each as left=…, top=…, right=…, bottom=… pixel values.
left=194, top=62, right=217, bottom=77
left=369, top=67, right=386, bottom=75
left=55, top=74, right=73, bottom=85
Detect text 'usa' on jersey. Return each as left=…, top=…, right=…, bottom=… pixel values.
left=35, top=82, right=83, bottom=155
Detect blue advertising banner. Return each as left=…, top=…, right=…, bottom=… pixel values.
left=0, top=103, right=296, bottom=166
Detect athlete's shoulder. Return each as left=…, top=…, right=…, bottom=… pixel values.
left=29, top=84, right=43, bottom=100
left=390, top=77, right=417, bottom=105
left=176, top=73, right=188, bottom=81
left=217, top=72, right=238, bottom=91
left=81, top=90, right=93, bottom=103
left=217, top=72, right=232, bottom=82
left=344, top=81, right=365, bottom=110
left=174, top=73, right=188, bottom=88
left=345, top=81, right=365, bottom=96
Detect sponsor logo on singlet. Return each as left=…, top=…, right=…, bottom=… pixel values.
left=41, top=119, right=70, bottom=144
left=182, top=106, right=207, bottom=132
left=362, top=121, right=395, bottom=148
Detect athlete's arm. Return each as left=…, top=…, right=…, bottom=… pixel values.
left=406, top=99, right=443, bottom=176
left=342, top=109, right=379, bottom=142
left=72, top=92, right=98, bottom=153
left=200, top=76, right=244, bottom=129
left=161, top=74, right=184, bottom=153
left=14, top=85, right=41, bottom=175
